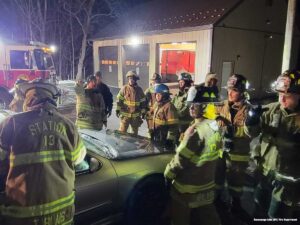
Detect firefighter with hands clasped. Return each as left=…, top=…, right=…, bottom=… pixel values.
left=214, top=74, right=252, bottom=222
left=116, top=70, right=147, bottom=135
left=0, top=79, right=86, bottom=225
left=144, top=73, right=162, bottom=136
left=172, top=72, right=193, bottom=137
left=164, top=86, right=222, bottom=225
left=152, top=83, right=178, bottom=150
left=245, top=70, right=300, bottom=220
left=75, top=75, right=107, bottom=130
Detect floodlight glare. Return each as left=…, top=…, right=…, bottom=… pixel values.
left=50, top=45, right=57, bottom=53
left=129, top=36, right=141, bottom=46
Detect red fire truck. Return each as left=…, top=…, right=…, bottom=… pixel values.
left=0, top=42, right=56, bottom=107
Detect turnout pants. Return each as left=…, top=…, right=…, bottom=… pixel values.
left=119, top=116, right=143, bottom=135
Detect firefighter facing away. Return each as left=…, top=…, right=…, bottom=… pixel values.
left=152, top=83, right=178, bottom=150
left=144, top=73, right=162, bottom=134
left=245, top=70, right=300, bottom=219
left=0, top=79, right=86, bottom=225
left=164, top=86, right=222, bottom=225
left=171, top=72, right=193, bottom=136
left=116, top=70, right=147, bottom=135
left=214, top=74, right=252, bottom=221
left=75, top=75, right=107, bottom=130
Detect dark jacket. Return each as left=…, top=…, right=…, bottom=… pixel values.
left=96, top=82, right=113, bottom=113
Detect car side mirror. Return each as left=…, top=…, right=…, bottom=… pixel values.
left=89, top=157, right=101, bottom=173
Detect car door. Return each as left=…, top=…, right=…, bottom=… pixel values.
left=74, top=151, right=118, bottom=225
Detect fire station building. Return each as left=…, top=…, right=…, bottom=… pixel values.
left=92, top=0, right=299, bottom=97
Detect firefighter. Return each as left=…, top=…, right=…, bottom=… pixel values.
left=193, top=73, right=219, bottom=103
left=144, top=73, right=162, bottom=135
left=171, top=72, right=193, bottom=136
left=75, top=75, right=107, bottom=130
left=95, top=71, right=113, bottom=117
left=152, top=84, right=178, bottom=150
left=245, top=70, right=300, bottom=219
left=214, top=74, right=252, bottom=221
left=0, top=79, right=86, bottom=225
left=116, top=70, right=146, bottom=135
left=9, top=78, right=28, bottom=112
left=203, top=72, right=218, bottom=87
left=164, top=88, right=222, bottom=225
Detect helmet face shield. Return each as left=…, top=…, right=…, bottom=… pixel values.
left=154, top=84, right=170, bottom=101
left=225, top=74, right=248, bottom=93
left=274, top=76, right=291, bottom=93
left=150, top=73, right=162, bottom=81
left=274, top=71, right=300, bottom=94
left=19, top=80, right=60, bottom=99
left=126, top=70, right=139, bottom=80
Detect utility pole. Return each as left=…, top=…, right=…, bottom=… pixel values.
left=282, top=0, right=297, bottom=72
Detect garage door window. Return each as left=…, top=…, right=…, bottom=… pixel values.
left=158, top=42, right=196, bottom=83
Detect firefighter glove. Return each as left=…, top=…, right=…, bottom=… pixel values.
left=245, top=105, right=264, bottom=126
left=165, top=178, right=172, bottom=192
left=224, top=140, right=234, bottom=152
left=116, top=110, right=120, bottom=118
left=224, top=125, right=234, bottom=152
left=107, top=110, right=112, bottom=118
left=165, top=139, right=175, bottom=151
left=141, top=113, right=146, bottom=120
left=149, top=129, right=154, bottom=141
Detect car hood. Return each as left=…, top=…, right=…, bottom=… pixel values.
left=79, top=129, right=167, bottom=160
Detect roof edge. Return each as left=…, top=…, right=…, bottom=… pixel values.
left=91, top=24, right=213, bottom=42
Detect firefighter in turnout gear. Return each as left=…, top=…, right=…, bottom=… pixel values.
left=116, top=70, right=147, bottom=135
left=172, top=72, right=193, bottom=136
left=9, top=78, right=28, bottom=112
left=164, top=87, right=222, bottom=225
left=145, top=73, right=162, bottom=135
left=214, top=74, right=252, bottom=221
left=0, top=79, right=86, bottom=225
left=152, top=84, right=178, bottom=150
left=192, top=73, right=219, bottom=104
left=245, top=70, right=300, bottom=219
left=75, top=75, right=107, bottom=130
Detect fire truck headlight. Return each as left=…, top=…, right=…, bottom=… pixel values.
left=50, top=45, right=57, bottom=53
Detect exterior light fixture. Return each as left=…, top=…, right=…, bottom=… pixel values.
left=129, top=36, right=141, bottom=46
left=50, top=45, right=57, bottom=53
